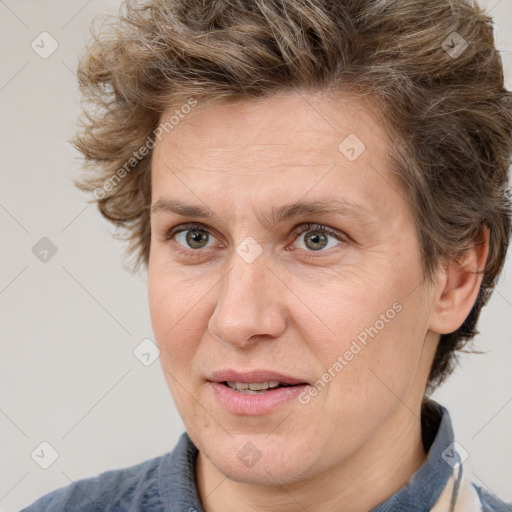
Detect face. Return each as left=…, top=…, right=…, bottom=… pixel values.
left=148, top=91, right=439, bottom=486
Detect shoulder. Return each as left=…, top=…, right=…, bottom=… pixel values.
left=20, top=454, right=167, bottom=512
left=472, top=483, right=512, bottom=512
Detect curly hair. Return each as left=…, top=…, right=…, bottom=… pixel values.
left=73, top=0, right=512, bottom=392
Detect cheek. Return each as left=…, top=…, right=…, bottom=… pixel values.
left=298, top=275, right=400, bottom=350
left=148, top=272, right=206, bottom=415
left=337, top=291, right=431, bottom=406
left=148, top=269, right=203, bottom=361
left=301, top=269, right=427, bottom=394
left=148, top=252, right=200, bottom=328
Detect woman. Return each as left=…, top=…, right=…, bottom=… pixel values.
left=22, top=0, right=512, bottom=510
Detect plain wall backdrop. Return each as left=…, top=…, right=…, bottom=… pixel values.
left=1, top=0, right=511, bottom=510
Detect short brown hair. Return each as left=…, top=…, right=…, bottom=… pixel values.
left=73, top=0, right=512, bottom=391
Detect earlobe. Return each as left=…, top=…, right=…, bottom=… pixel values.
left=429, top=227, right=490, bottom=335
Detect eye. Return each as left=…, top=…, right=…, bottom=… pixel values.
left=167, top=223, right=219, bottom=251
left=290, top=223, right=346, bottom=254
left=164, top=222, right=347, bottom=257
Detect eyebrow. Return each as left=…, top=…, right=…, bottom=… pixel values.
left=150, top=198, right=376, bottom=228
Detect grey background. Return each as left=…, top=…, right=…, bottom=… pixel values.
left=0, top=1, right=511, bottom=510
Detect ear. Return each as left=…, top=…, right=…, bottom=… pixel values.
left=428, top=227, right=490, bottom=335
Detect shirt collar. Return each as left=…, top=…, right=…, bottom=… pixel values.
left=371, top=398, right=456, bottom=511
left=159, top=398, right=455, bottom=512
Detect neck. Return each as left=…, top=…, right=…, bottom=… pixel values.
left=196, top=402, right=428, bottom=512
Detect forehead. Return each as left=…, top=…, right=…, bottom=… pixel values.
left=150, top=91, right=405, bottom=223
left=154, top=91, right=386, bottom=162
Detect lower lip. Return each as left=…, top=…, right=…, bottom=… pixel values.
left=209, top=382, right=308, bottom=416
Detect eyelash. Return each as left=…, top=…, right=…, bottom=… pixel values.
left=163, top=222, right=347, bottom=259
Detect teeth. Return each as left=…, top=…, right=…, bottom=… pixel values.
left=226, top=381, right=283, bottom=392
left=248, top=382, right=268, bottom=390
left=226, top=381, right=248, bottom=390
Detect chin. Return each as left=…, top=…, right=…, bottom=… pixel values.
left=197, top=430, right=320, bottom=486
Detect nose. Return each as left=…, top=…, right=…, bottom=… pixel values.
left=207, top=253, right=288, bottom=348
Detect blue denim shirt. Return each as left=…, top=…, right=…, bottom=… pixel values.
left=21, top=399, right=510, bottom=511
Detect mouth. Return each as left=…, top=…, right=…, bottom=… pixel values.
left=207, top=369, right=310, bottom=415
left=207, top=369, right=309, bottom=394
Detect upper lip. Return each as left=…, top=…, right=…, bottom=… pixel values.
left=208, top=369, right=309, bottom=385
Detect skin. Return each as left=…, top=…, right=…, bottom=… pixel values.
left=148, top=90, right=488, bottom=512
